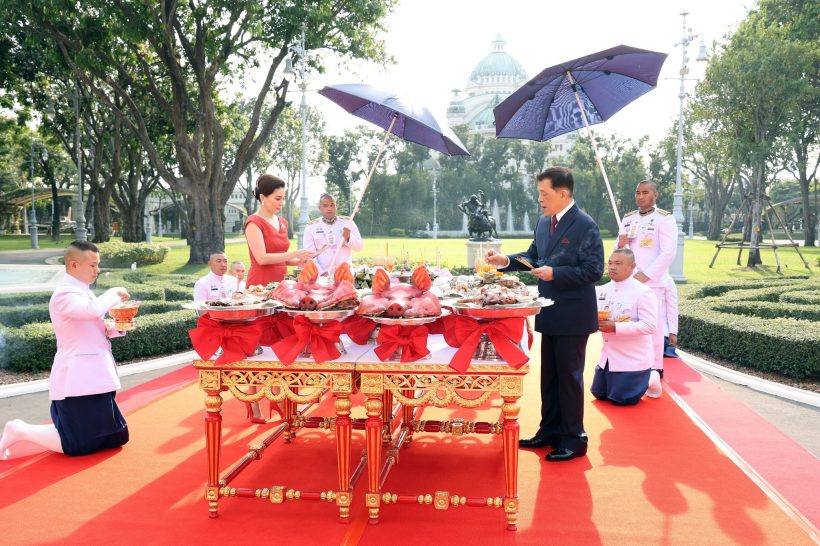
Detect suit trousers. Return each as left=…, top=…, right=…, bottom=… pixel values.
left=539, top=333, right=589, bottom=453
left=650, top=286, right=666, bottom=370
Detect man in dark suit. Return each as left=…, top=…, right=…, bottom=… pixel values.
left=486, top=166, right=604, bottom=461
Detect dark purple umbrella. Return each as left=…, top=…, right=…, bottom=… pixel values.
left=493, top=45, right=667, bottom=228
left=318, top=83, right=469, bottom=156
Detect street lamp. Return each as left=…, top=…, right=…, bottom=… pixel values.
left=423, top=155, right=441, bottom=239
left=670, top=11, right=709, bottom=282
left=28, top=137, right=40, bottom=249
left=285, top=25, right=310, bottom=249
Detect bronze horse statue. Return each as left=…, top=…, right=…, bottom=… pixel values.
left=458, top=192, right=498, bottom=240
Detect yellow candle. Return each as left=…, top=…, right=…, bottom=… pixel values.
left=385, top=242, right=388, bottom=257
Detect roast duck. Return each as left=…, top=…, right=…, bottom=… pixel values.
left=454, top=275, right=535, bottom=306
left=271, top=261, right=359, bottom=310
left=356, top=265, right=441, bottom=318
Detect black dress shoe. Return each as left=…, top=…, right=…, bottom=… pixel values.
left=546, top=448, right=586, bottom=462
left=519, top=435, right=558, bottom=449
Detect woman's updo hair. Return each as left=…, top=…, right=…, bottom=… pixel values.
left=254, top=174, right=286, bottom=201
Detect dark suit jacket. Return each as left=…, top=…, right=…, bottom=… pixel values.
left=504, top=204, right=604, bottom=336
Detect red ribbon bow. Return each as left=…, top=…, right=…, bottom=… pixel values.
left=446, top=315, right=529, bottom=373
left=374, top=325, right=430, bottom=362
left=258, top=314, right=295, bottom=347
left=272, top=315, right=343, bottom=364
left=342, top=314, right=377, bottom=345
left=189, top=315, right=263, bottom=365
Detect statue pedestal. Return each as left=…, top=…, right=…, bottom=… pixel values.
left=466, top=240, right=502, bottom=269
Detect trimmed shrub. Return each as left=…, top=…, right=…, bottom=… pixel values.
left=0, top=309, right=196, bottom=372
left=0, top=300, right=185, bottom=328
left=389, top=228, right=406, bottom=237
left=97, top=241, right=170, bottom=268
left=679, top=278, right=820, bottom=380
left=780, top=291, right=820, bottom=305
left=0, top=291, right=53, bottom=307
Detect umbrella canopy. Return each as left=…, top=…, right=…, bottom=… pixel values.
left=318, top=83, right=469, bottom=156
left=493, top=45, right=667, bottom=141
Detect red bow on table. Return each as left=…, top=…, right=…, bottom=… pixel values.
left=342, top=314, right=377, bottom=345
left=188, top=315, right=263, bottom=365
left=272, top=315, right=343, bottom=365
left=374, top=325, right=430, bottom=362
left=258, top=313, right=295, bottom=347
left=446, top=315, right=529, bottom=373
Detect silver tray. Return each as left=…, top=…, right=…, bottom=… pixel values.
left=282, top=308, right=357, bottom=322
left=181, top=302, right=279, bottom=323
left=368, top=308, right=451, bottom=327
left=449, top=298, right=553, bottom=319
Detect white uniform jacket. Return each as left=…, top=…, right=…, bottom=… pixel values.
left=619, top=208, right=677, bottom=288
left=48, top=274, right=125, bottom=401
left=596, top=277, right=658, bottom=372
left=303, top=216, right=363, bottom=274
left=193, top=272, right=238, bottom=303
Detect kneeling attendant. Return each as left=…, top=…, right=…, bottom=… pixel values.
left=593, top=249, right=658, bottom=405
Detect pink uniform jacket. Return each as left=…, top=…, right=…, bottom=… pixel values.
left=596, top=277, right=658, bottom=372
left=48, top=274, right=125, bottom=401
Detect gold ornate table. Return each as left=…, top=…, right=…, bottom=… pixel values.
left=192, top=339, right=372, bottom=521
left=355, top=334, right=529, bottom=530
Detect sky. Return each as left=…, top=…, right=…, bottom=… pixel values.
left=253, top=0, right=757, bottom=201
left=287, top=0, right=756, bottom=145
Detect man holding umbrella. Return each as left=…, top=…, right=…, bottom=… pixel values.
left=486, top=166, right=604, bottom=462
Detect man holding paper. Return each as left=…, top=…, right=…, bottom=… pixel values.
left=486, top=167, right=604, bottom=462
left=304, top=194, right=364, bottom=275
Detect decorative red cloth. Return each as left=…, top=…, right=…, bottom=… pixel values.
left=189, top=314, right=263, bottom=365
left=244, top=214, right=290, bottom=285
left=444, top=315, right=529, bottom=372
left=374, top=325, right=430, bottom=362
left=272, top=315, right=343, bottom=365
left=426, top=316, right=446, bottom=335
left=258, top=314, right=295, bottom=347
left=342, top=315, right=377, bottom=345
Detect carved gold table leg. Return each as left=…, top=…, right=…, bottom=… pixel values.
left=284, top=389, right=297, bottom=443
left=500, top=377, right=522, bottom=531
left=362, top=373, right=384, bottom=525
left=204, top=388, right=223, bottom=518
left=333, top=373, right=353, bottom=523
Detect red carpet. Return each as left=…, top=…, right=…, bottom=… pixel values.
left=0, top=335, right=817, bottom=544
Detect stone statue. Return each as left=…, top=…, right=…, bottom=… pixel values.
left=457, top=190, right=498, bottom=240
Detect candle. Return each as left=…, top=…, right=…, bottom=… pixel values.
left=385, top=242, right=389, bottom=257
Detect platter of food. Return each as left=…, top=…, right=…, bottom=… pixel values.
left=368, top=308, right=450, bottom=327
left=448, top=298, right=553, bottom=319
left=282, top=308, right=357, bottom=322
left=181, top=293, right=280, bottom=322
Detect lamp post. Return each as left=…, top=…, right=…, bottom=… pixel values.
left=688, top=192, right=695, bottom=239
left=158, top=194, right=164, bottom=237
left=71, top=85, right=87, bottom=241
left=670, top=11, right=708, bottom=282
left=423, top=155, right=440, bottom=239
left=29, top=137, right=40, bottom=249
left=285, top=25, right=310, bottom=249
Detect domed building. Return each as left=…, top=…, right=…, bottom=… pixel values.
left=447, top=35, right=577, bottom=154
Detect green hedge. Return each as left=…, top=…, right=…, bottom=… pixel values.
left=0, top=291, right=53, bottom=307
left=0, top=309, right=196, bottom=372
left=97, top=241, right=170, bottom=268
left=780, top=291, right=820, bottom=305
left=679, top=278, right=820, bottom=380
left=0, top=300, right=185, bottom=328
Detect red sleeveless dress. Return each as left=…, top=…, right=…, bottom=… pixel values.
left=244, top=215, right=290, bottom=285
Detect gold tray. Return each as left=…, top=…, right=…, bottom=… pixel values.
left=368, top=308, right=451, bottom=327
left=449, top=298, right=553, bottom=319
left=282, top=308, right=357, bottom=323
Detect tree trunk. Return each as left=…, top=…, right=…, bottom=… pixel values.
left=798, top=169, right=816, bottom=247
left=746, top=175, right=764, bottom=267
left=121, top=205, right=144, bottom=242
left=188, top=191, right=226, bottom=263
left=92, top=184, right=113, bottom=243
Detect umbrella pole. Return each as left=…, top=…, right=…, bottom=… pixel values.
left=567, top=73, right=623, bottom=231
left=327, top=113, right=398, bottom=272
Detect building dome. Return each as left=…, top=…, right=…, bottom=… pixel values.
left=469, top=35, right=528, bottom=84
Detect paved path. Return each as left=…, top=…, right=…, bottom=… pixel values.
left=0, top=249, right=64, bottom=265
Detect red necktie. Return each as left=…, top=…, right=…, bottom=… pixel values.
left=550, top=215, right=558, bottom=236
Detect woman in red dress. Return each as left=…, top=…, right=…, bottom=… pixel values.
left=245, top=174, right=314, bottom=286
left=243, top=174, right=314, bottom=423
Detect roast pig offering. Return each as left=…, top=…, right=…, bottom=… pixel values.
left=271, top=261, right=359, bottom=311
left=356, top=265, right=442, bottom=318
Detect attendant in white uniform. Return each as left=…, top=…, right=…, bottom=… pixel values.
left=303, top=194, right=363, bottom=275
left=617, top=180, right=677, bottom=396
left=230, top=260, right=247, bottom=292
left=193, top=252, right=238, bottom=302
left=0, top=240, right=131, bottom=459
left=593, top=248, right=659, bottom=404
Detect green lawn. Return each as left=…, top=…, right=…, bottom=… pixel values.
left=0, top=234, right=74, bottom=250
left=141, top=236, right=817, bottom=284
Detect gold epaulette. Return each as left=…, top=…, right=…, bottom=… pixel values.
left=307, top=218, right=320, bottom=225
left=623, top=210, right=639, bottom=218
left=657, top=208, right=671, bottom=216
